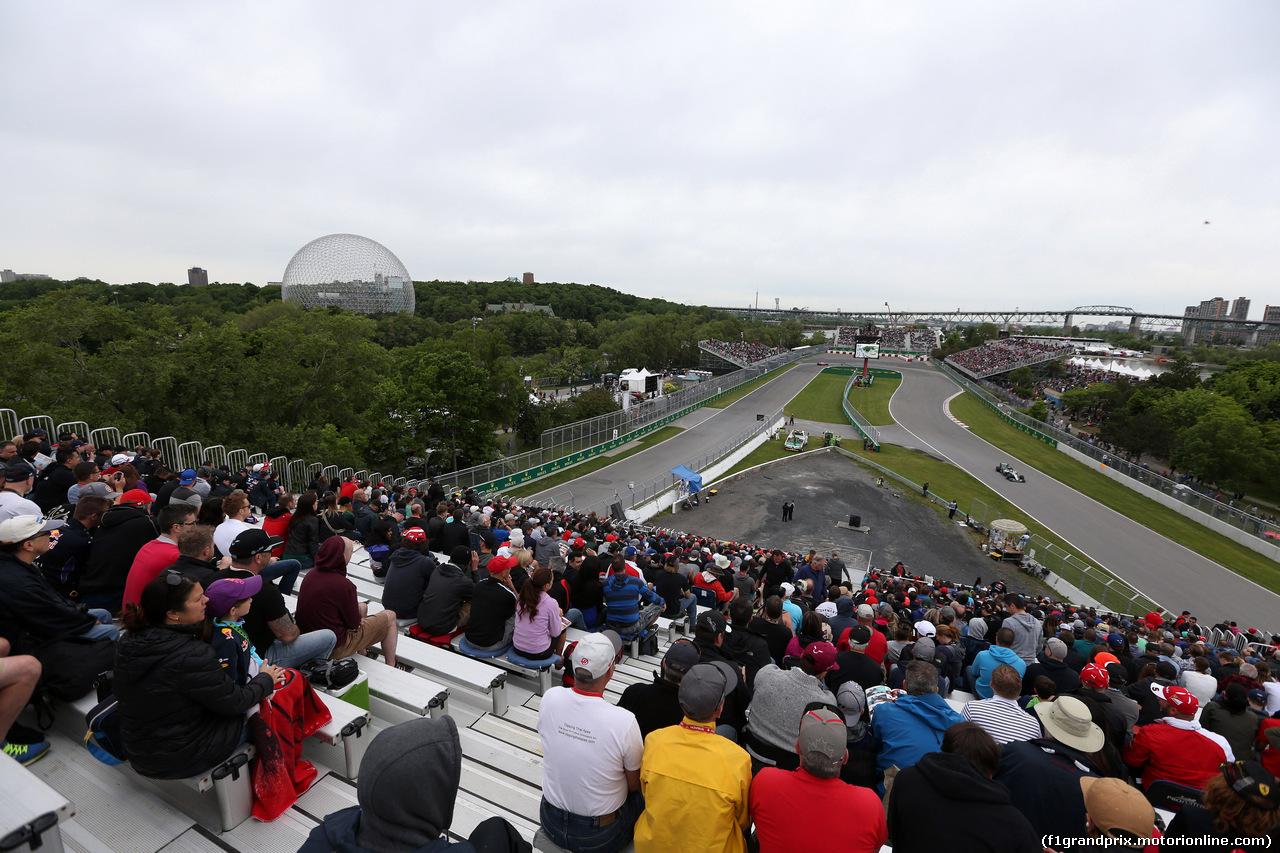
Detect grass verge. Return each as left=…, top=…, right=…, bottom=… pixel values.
left=846, top=373, right=901, bottom=426
left=949, top=393, right=1280, bottom=594
left=784, top=373, right=850, bottom=423
left=704, top=362, right=798, bottom=409
left=504, top=426, right=684, bottom=498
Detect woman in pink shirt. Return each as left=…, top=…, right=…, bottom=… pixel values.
left=512, top=567, right=566, bottom=662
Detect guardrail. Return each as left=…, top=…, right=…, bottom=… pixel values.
left=934, top=359, right=1280, bottom=556
left=841, top=374, right=881, bottom=451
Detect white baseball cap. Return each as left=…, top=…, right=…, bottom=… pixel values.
left=914, top=620, right=937, bottom=638
left=0, top=514, right=66, bottom=545
left=571, top=631, right=623, bottom=679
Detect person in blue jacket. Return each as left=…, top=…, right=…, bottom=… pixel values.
left=872, top=660, right=965, bottom=779
left=968, top=626, right=1027, bottom=699
left=204, top=575, right=265, bottom=686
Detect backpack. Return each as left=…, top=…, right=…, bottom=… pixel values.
left=84, top=694, right=126, bottom=765
left=300, top=657, right=358, bottom=689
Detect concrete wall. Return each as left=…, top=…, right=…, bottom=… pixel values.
left=1057, top=443, right=1280, bottom=562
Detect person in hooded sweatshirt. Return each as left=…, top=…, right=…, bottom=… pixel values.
left=299, top=716, right=529, bottom=853
left=381, top=527, right=437, bottom=627
left=1001, top=595, right=1042, bottom=665
left=887, top=722, right=1040, bottom=853
left=296, top=536, right=399, bottom=668
left=969, top=627, right=1027, bottom=699
left=871, top=660, right=964, bottom=781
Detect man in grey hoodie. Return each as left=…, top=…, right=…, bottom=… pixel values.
left=299, top=716, right=528, bottom=853
left=1003, top=595, right=1043, bottom=665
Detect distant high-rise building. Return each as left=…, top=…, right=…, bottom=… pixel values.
left=1, top=269, right=51, bottom=283
left=1231, top=297, right=1250, bottom=320
left=1259, top=305, right=1280, bottom=346
left=523, top=272, right=534, bottom=285
left=188, top=267, right=209, bottom=287
left=1183, top=295, right=1250, bottom=343
left=1265, top=305, right=1280, bottom=322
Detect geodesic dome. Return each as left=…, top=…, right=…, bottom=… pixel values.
left=281, top=233, right=415, bottom=314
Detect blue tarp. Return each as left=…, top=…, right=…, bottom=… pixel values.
left=670, top=465, right=703, bottom=493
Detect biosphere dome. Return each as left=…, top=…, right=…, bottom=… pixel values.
left=281, top=233, right=415, bottom=314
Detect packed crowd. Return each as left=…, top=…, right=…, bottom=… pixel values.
left=699, top=339, right=789, bottom=365
left=946, top=339, right=1073, bottom=378
left=4, top=431, right=1280, bottom=851
left=835, top=326, right=937, bottom=351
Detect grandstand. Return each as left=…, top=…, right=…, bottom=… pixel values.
left=835, top=326, right=938, bottom=353
left=945, top=338, right=1073, bottom=380
left=697, top=338, right=789, bottom=369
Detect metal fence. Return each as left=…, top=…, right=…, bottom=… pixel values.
left=841, top=374, right=881, bottom=449
left=965, top=499, right=1160, bottom=614
left=437, top=346, right=823, bottom=493
left=934, top=360, right=1280, bottom=559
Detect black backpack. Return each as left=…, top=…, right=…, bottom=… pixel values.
left=301, top=657, right=358, bottom=689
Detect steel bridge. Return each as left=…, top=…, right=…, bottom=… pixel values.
left=709, top=304, right=1280, bottom=344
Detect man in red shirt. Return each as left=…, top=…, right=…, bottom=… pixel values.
left=750, top=707, right=887, bottom=853
left=339, top=476, right=359, bottom=502
left=855, top=603, right=888, bottom=664
left=122, top=504, right=195, bottom=608
left=1123, top=684, right=1233, bottom=791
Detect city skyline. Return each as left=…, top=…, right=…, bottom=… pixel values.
left=1, top=3, right=1277, bottom=316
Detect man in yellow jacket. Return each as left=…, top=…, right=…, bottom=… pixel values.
left=633, top=660, right=752, bottom=853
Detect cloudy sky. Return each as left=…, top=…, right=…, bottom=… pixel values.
left=2, top=2, right=1277, bottom=317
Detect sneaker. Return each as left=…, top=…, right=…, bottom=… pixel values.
left=2, top=739, right=51, bottom=766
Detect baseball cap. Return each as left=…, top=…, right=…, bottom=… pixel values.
left=78, top=482, right=115, bottom=499
left=178, top=469, right=198, bottom=486
left=110, top=453, right=130, bottom=466
left=1106, top=633, right=1125, bottom=649
left=1151, top=683, right=1199, bottom=716
left=1080, top=777, right=1154, bottom=844
left=797, top=707, right=847, bottom=774
left=662, top=640, right=700, bottom=677
left=678, top=661, right=737, bottom=720
left=911, top=637, right=936, bottom=662
left=815, top=602, right=838, bottom=619
left=696, top=610, right=727, bottom=636
left=229, top=528, right=286, bottom=560
left=624, top=546, right=638, bottom=558
left=1248, top=689, right=1267, bottom=704
left=1154, top=660, right=1178, bottom=681
left=1080, top=662, right=1110, bottom=690
left=855, top=603, right=874, bottom=620
left=403, top=527, right=427, bottom=542
left=204, top=575, right=264, bottom=618
left=801, top=641, right=840, bottom=673
left=846, top=625, right=872, bottom=650
left=914, top=620, right=936, bottom=638
left=1222, top=760, right=1280, bottom=811
left=0, top=515, right=65, bottom=544
left=487, top=555, right=512, bottom=574
left=4, top=462, right=36, bottom=482
left=571, top=631, right=623, bottom=679
left=120, top=488, right=153, bottom=506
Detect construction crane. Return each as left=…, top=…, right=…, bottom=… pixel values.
left=884, top=302, right=895, bottom=329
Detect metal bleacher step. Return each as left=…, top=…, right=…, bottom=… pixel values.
left=497, top=702, right=542, bottom=730
left=218, top=807, right=319, bottom=853
left=156, top=826, right=232, bottom=853
left=457, top=726, right=544, bottom=786
left=471, top=714, right=544, bottom=756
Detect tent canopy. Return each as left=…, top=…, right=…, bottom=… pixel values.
left=988, top=518, right=1028, bottom=536
left=670, top=465, right=703, bottom=493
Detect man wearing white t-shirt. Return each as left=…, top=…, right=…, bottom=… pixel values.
left=537, top=630, right=644, bottom=853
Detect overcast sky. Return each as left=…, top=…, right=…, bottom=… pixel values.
left=2, top=2, right=1277, bottom=317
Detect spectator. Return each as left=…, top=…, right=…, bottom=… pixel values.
left=212, top=491, right=255, bottom=559
left=300, top=717, right=527, bottom=853
left=79, top=488, right=158, bottom=612
left=995, top=696, right=1105, bottom=840
left=749, top=595, right=794, bottom=665
left=1022, top=637, right=1082, bottom=696
left=753, top=707, right=887, bottom=853
left=417, top=546, right=476, bottom=636
left=0, top=462, right=43, bottom=524
left=564, top=552, right=604, bottom=630
left=1181, top=655, right=1218, bottom=706
left=0, top=637, right=45, bottom=765
left=381, top=527, right=436, bottom=627
left=537, top=631, right=642, bottom=853
left=282, top=491, right=321, bottom=575
left=830, top=625, right=886, bottom=693
left=963, top=664, right=1042, bottom=744
left=970, top=626, right=1026, bottom=699
left=465, top=554, right=519, bottom=652
left=720, top=596, right=772, bottom=690
left=1125, top=682, right=1233, bottom=792
left=690, top=612, right=751, bottom=738
left=113, top=570, right=283, bottom=778
left=32, top=444, right=79, bottom=513
left=167, top=522, right=221, bottom=591
left=654, top=555, right=696, bottom=625
left=36, top=493, right=110, bottom=598
left=634, top=661, right=751, bottom=853
left=1003, top=595, right=1042, bottom=664
left=1200, top=684, right=1263, bottom=763
left=872, top=660, right=965, bottom=781
left=601, top=556, right=662, bottom=636
left=123, top=503, right=196, bottom=608
left=618, top=641, right=700, bottom=739
left=746, top=642, right=842, bottom=768
left=1078, top=776, right=1160, bottom=851
left=210, top=529, right=336, bottom=669
left=1164, top=760, right=1280, bottom=847
left=317, top=493, right=357, bottom=543
left=351, top=489, right=378, bottom=542
left=296, top=536, right=398, bottom=669
left=888, top=722, right=1039, bottom=853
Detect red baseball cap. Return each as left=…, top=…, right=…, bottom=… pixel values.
left=1152, top=683, right=1198, bottom=715
left=801, top=641, right=841, bottom=673
left=120, top=488, right=153, bottom=505
left=403, top=527, right=426, bottom=542
left=1080, top=663, right=1110, bottom=690
left=487, top=555, right=511, bottom=573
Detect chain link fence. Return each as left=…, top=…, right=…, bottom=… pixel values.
left=841, top=373, right=881, bottom=449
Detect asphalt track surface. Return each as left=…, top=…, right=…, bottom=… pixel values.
left=879, top=357, right=1280, bottom=628
left=525, top=361, right=827, bottom=511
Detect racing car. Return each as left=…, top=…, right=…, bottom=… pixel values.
left=995, top=462, right=1026, bottom=482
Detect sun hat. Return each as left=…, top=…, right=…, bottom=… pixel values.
left=1035, top=696, right=1105, bottom=753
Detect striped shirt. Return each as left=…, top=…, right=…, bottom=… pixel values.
left=962, top=696, right=1042, bottom=744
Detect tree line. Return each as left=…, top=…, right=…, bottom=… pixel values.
left=0, top=280, right=817, bottom=476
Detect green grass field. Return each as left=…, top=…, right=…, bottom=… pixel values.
left=950, top=393, right=1280, bottom=594
left=704, top=362, right=797, bottom=409
left=846, top=373, right=901, bottom=425
left=784, top=373, right=851, bottom=423
left=503, top=426, right=684, bottom=498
